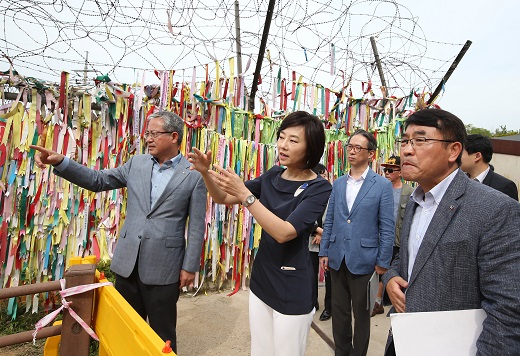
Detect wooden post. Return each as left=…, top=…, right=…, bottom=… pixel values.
left=234, top=1, right=243, bottom=77
left=248, top=0, right=276, bottom=111
left=426, top=40, right=472, bottom=105
left=59, top=264, right=96, bottom=356
left=370, top=36, right=388, bottom=98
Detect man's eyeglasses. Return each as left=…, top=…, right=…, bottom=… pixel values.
left=396, top=137, right=455, bottom=148
left=144, top=131, right=174, bottom=139
left=318, top=170, right=326, bottom=175
left=383, top=168, right=400, bottom=174
left=346, top=144, right=370, bottom=153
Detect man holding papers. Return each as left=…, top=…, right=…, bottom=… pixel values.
left=383, top=109, right=520, bottom=354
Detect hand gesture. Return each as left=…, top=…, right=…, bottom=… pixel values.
left=188, top=147, right=212, bottom=173
left=30, top=145, right=65, bottom=168
left=209, top=164, right=249, bottom=201
left=386, top=276, right=409, bottom=313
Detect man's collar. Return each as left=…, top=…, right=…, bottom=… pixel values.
left=151, top=152, right=182, bottom=165
left=473, top=166, right=490, bottom=183
left=411, top=168, right=459, bottom=205
left=347, top=166, right=370, bottom=180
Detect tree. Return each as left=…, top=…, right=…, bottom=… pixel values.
left=465, top=124, right=492, bottom=137
left=493, top=125, right=519, bottom=137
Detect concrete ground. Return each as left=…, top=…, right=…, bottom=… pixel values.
left=176, top=283, right=391, bottom=355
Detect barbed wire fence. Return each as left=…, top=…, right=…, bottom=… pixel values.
left=0, top=0, right=463, bottom=98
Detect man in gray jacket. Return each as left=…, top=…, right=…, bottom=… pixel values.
left=383, top=109, right=520, bottom=355
left=32, top=111, right=207, bottom=353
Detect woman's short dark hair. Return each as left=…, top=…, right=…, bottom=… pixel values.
left=277, top=111, right=325, bottom=169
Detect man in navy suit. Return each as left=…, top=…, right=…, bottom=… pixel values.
left=460, top=134, right=518, bottom=200
left=320, top=129, right=394, bottom=356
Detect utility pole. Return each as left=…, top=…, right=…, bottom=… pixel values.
left=248, top=0, right=276, bottom=112
left=72, top=51, right=96, bottom=85
left=426, top=40, right=472, bottom=105
left=234, top=1, right=243, bottom=76
left=370, top=36, right=388, bottom=98
left=84, top=51, right=89, bottom=85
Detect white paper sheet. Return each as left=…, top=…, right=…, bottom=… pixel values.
left=390, top=308, right=487, bottom=356
left=367, top=271, right=379, bottom=315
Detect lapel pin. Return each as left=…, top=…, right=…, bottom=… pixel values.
left=449, top=205, right=454, bottom=210
left=294, top=183, right=309, bottom=197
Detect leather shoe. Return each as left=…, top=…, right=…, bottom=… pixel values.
left=319, top=309, right=331, bottom=321
left=371, top=302, right=384, bottom=317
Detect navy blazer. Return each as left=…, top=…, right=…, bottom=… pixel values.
left=482, top=168, right=518, bottom=201
left=320, top=169, right=395, bottom=274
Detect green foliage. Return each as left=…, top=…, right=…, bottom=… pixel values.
left=465, top=124, right=519, bottom=138
left=0, top=298, right=57, bottom=355
left=89, top=338, right=100, bottom=355
left=0, top=299, right=50, bottom=336
left=465, top=124, right=492, bottom=137
left=493, top=125, right=520, bottom=137
left=96, top=259, right=115, bottom=284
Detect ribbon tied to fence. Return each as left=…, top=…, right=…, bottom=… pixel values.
left=32, top=279, right=113, bottom=344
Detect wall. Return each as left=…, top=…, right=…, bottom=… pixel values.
left=490, top=153, right=520, bottom=190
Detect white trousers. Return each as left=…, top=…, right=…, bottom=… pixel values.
left=249, top=290, right=315, bottom=356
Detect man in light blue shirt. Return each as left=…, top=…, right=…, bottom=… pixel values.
left=31, top=111, right=207, bottom=353
left=383, top=109, right=520, bottom=355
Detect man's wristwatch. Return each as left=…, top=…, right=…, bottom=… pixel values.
left=241, top=194, right=256, bottom=207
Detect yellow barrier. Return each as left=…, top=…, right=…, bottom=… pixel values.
left=44, top=321, right=62, bottom=354
left=44, top=257, right=175, bottom=355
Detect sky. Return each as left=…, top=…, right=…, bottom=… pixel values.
left=0, top=0, right=518, bottom=131
left=407, top=0, right=520, bottom=131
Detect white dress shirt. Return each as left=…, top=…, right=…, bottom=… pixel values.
left=474, top=166, right=491, bottom=183
left=346, top=166, right=369, bottom=212
left=407, top=169, right=459, bottom=277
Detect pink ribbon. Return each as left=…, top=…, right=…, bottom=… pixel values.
left=33, top=279, right=112, bottom=344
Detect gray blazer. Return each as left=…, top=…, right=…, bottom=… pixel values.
left=383, top=170, right=520, bottom=354
left=394, top=183, right=414, bottom=248
left=56, top=154, right=207, bottom=285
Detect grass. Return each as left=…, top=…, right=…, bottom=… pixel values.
left=0, top=297, right=57, bottom=355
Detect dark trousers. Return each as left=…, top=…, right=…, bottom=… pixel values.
left=330, top=260, right=372, bottom=356
left=115, top=263, right=181, bottom=352
left=383, top=246, right=400, bottom=305
left=324, top=270, right=332, bottom=311
left=385, top=339, right=396, bottom=356
left=312, top=252, right=332, bottom=311
left=310, top=251, right=319, bottom=307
